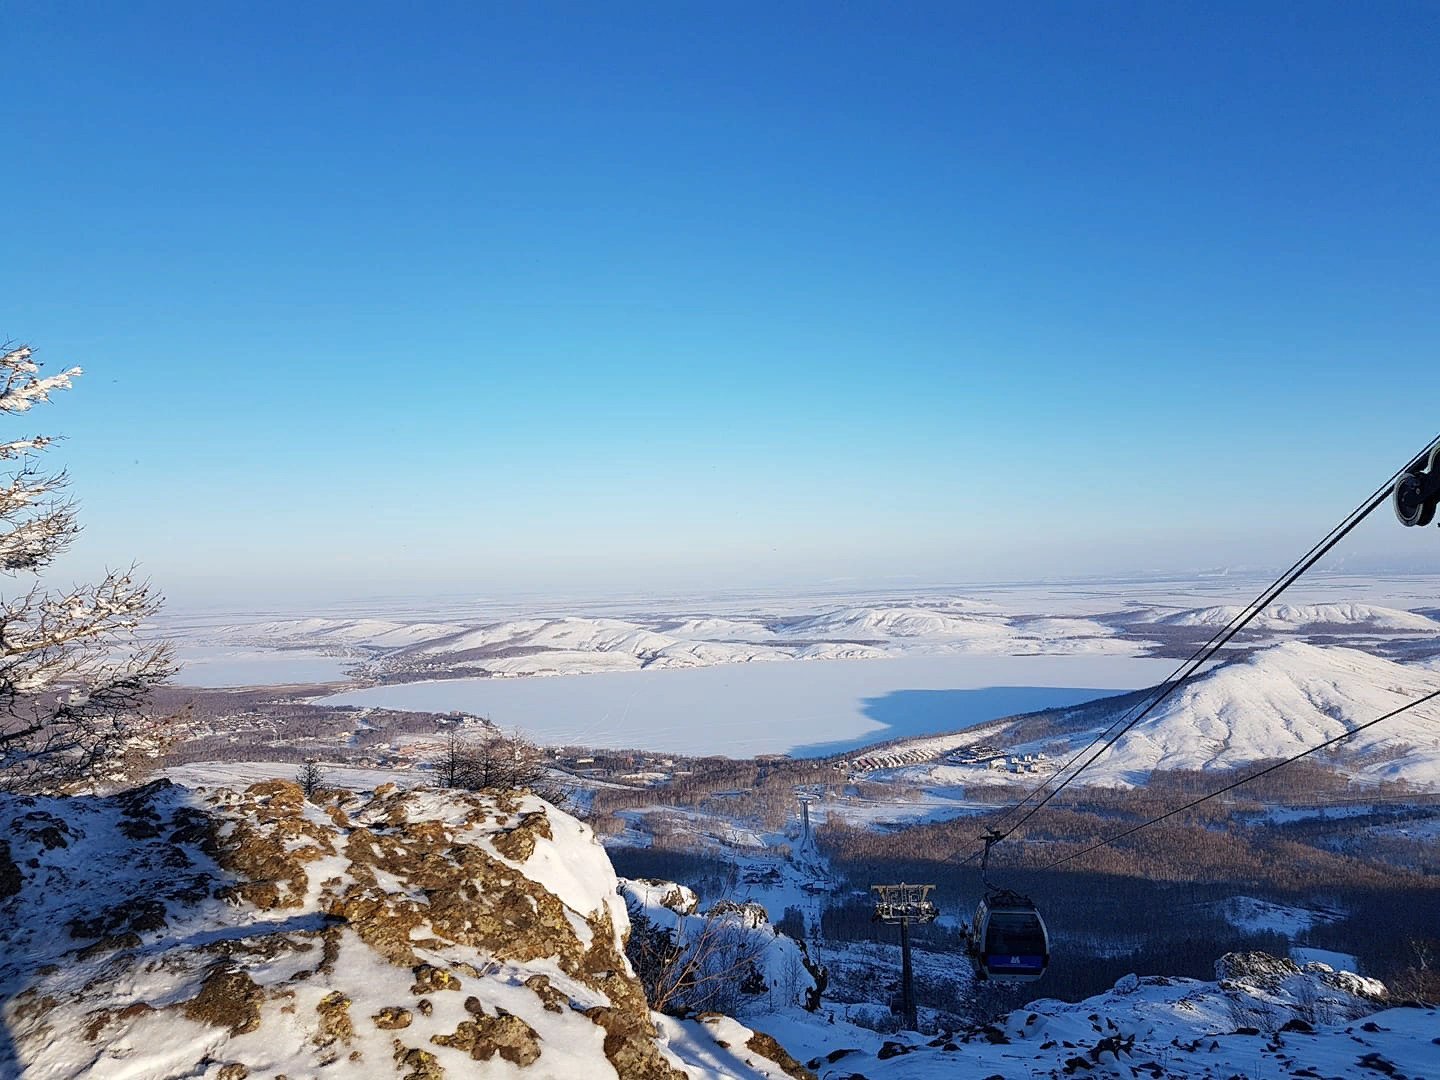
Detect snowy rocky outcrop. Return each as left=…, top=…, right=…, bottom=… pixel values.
left=0, top=781, right=804, bottom=1079
left=757, top=957, right=1433, bottom=1079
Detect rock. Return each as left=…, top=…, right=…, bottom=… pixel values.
left=409, top=964, right=461, bottom=994
left=524, top=973, right=567, bottom=1013
left=392, top=1042, right=445, bottom=1080
left=314, top=991, right=354, bottom=1045
left=877, top=1040, right=913, bottom=1059
left=492, top=810, right=553, bottom=862
left=1215, top=951, right=1303, bottom=982
left=1, top=781, right=789, bottom=1080
left=181, top=965, right=264, bottom=1035
left=0, top=839, right=21, bottom=899
left=746, top=1028, right=816, bottom=1079
left=431, top=1008, right=542, bottom=1066
left=372, top=1006, right=413, bottom=1030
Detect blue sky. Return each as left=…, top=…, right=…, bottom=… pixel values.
left=6, top=2, right=1439, bottom=606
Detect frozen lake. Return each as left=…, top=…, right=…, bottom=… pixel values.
left=322, top=654, right=1173, bottom=757
left=173, top=647, right=353, bottom=687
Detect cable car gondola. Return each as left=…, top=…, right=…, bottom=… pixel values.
left=968, top=888, right=1050, bottom=982
left=965, top=829, right=1050, bottom=983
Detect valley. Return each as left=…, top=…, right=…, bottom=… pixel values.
left=141, top=578, right=1440, bottom=1040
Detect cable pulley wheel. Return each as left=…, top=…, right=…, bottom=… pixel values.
left=1394, top=471, right=1436, bottom=527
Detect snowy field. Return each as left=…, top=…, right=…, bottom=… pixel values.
left=320, top=653, right=1172, bottom=757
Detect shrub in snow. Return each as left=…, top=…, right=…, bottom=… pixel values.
left=619, top=878, right=826, bottom=1016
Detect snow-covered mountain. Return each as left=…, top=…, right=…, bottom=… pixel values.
left=882, top=641, right=1440, bottom=789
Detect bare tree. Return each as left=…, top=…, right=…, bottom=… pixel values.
left=624, top=902, right=769, bottom=1016
left=429, top=729, right=473, bottom=789
left=0, top=345, right=174, bottom=794
left=427, top=726, right=566, bottom=804
left=296, top=757, right=327, bottom=799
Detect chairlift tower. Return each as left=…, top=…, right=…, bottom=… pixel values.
left=871, top=883, right=938, bottom=1031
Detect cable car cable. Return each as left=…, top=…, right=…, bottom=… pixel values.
left=1034, top=685, right=1440, bottom=872
left=989, top=435, right=1432, bottom=835
left=995, top=431, right=1440, bottom=835
left=980, top=431, right=1440, bottom=848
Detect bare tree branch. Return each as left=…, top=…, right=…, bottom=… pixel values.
left=0, top=343, right=174, bottom=793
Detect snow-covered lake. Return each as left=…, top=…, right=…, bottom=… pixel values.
left=322, top=654, right=1172, bottom=757
left=173, top=647, right=353, bottom=687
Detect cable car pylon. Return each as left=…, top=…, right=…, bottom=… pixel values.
left=871, top=883, right=938, bottom=1030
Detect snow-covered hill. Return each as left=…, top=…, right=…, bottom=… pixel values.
left=1128, top=602, right=1440, bottom=633
left=1078, top=642, right=1440, bottom=786
left=879, top=642, right=1440, bottom=789
left=182, top=598, right=1145, bottom=683
left=0, top=781, right=800, bottom=1079
left=168, top=586, right=1440, bottom=689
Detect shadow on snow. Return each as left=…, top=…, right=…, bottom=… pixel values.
left=789, top=685, right=1117, bottom=758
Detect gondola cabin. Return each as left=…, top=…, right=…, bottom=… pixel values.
left=969, top=889, right=1050, bottom=983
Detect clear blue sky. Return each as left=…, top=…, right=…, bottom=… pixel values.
left=6, top=2, right=1439, bottom=607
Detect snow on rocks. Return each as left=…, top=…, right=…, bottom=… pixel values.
left=0, top=780, right=801, bottom=1079
left=759, top=956, right=1429, bottom=1080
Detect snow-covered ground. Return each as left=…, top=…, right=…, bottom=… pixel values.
left=753, top=969, right=1436, bottom=1080
left=1221, top=896, right=1346, bottom=938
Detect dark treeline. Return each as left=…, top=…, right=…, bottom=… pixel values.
left=816, top=779, right=1440, bottom=1001
left=589, top=757, right=850, bottom=832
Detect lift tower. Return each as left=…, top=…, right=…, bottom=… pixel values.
left=796, top=791, right=817, bottom=838
left=871, top=883, right=938, bottom=1031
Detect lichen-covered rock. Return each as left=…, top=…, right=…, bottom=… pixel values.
left=373, top=1006, right=414, bottom=1030
left=0, top=780, right=793, bottom=1078
left=432, top=1004, right=542, bottom=1066
left=182, top=965, right=264, bottom=1035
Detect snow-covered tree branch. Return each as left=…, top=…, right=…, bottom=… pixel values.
left=0, top=343, right=174, bottom=793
